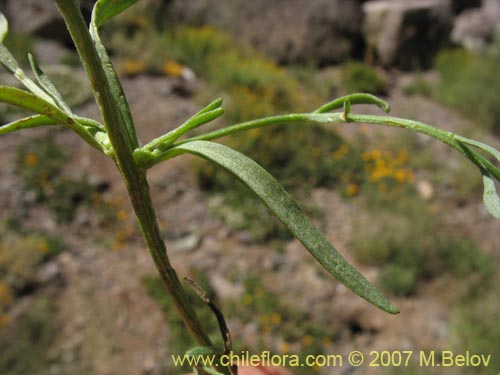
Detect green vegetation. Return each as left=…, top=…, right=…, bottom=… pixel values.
left=341, top=61, right=388, bottom=96
left=14, top=133, right=131, bottom=233
left=141, top=273, right=221, bottom=372
left=435, top=49, right=500, bottom=133
left=402, top=74, right=433, bottom=97
left=227, top=275, right=337, bottom=368
left=15, top=133, right=95, bottom=223
left=352, top=193, right=491, bottom=296
left=453, top=275, right=500, bottom=373
left=107, top=21, right=369, bottom=241
left=0, top=225, right=66, bottom=369
left=143, top=271, right=337, bottom=375
left=1, top=2, right=500, bottom=375
left=0, top=291, right=58, bottom=374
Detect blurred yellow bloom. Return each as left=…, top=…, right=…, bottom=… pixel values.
left=301, top=334, right=314, bottom=347
left=346, top=183, right=359, bottom=197
left=162, top=60, right=184, bottom=77
left=271, top=312, right=282, bottom=324
left=0, top=314, right=12, bottom=329
left=122, top=59, right=147, bottom=75
left=279, top=341, right=291, bottom=353
left=332, top=144, right=349, bottom=160
left=116, top=209, right=129, bottom=222
left=0, top=282, right=13, bottom=305
left=24, top=153, right=39, bottom=167
left=37, top=240, right=49, bottom=255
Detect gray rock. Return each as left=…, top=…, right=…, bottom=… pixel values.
left=450, top=0, right=481, bottom=14
left=3, top=0, right=63, bottom=37
left=363, top=0, right=453, bottom=69
left=36, top=261, right=61, bottom=285
left=33, top=39, right=72, bottom=66
left=451, top=0, right=500, bottom=52
left=2, top=0, right=95, bottom=41
left=171, top=0, right=364, bottom=65
left=169, top=233, right=201, bottom=252
left=452, top=8, right=492, bottom=51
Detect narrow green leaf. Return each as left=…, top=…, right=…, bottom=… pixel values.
left=0, top=115, right=55, bottom=134
left=90, top=6, right=139, bottom=150
left=0, top=86, right=70, bottom=122
left=183, top=109, right=225, bottom=133
left=197, top=98, right=223, bottom=115
left=147, top=108, right=225, bottom=152
left=482, top=173, right=500, bottom=218
left=455, top=135, right=500, bottom=164
left=0, top=86, right=103, bottom=151
left=93, top=0, right=140, bottom=28
left=162, top=140, right=399, bottom=314
left=143, top=99, right=225, bottom=152
left=176, top=112, right=343, bottom=146
left=0, top=12, right=8, bottom=42
left=0, top=44, right=17, bottom=72
left=28, top=53, right=72, bottom=113
left=314, top=93, right=390, bottom=114
left=0, top=40, right=58, bottom=106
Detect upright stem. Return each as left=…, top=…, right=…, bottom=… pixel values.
left=54, top=0, right=211, bottom=347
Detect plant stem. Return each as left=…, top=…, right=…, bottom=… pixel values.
left=54, top=0, right=212, bottom=347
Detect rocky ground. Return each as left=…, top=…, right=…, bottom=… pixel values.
left=1, top=1, right=499, bottom=374
left=1, top=70, right=498, bottom=375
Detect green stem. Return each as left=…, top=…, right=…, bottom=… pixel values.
left=176, top=113, right=343, bottom=145
left=54, top=0, right=211, bottom=347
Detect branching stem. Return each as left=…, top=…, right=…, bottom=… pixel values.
left=54, top=0, right=212, bottom=349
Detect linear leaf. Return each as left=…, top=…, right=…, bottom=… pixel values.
left=145, top=107, right=224, bottom=152
left=314, top=93, right=390, bottom=114
left=455, top=135, right=500, bottom=164
left=0, top=12, right=8, bottom=42
left=0, top=46, right=56, bottom=105
left=0, top=115, right=55, bottom=134
left=28, top=53, right=72, bottom=113
left=0, top=86, right=103, bottom=151
left=0, top=86, right=70, bottom=122
left=483, top=172, right=500, bottom=219
left=90, top=4, right=138, bottom=150
left=92, top=0, right=140, bottom=28
left=162, top=140, right=399, bottom=314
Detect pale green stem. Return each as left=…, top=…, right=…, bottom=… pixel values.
left=54, top=0, right=212, bottom=348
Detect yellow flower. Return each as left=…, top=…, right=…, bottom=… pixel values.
left=371, top=149, right=382, bottom=159
left=24, top=153, right=39, bottom=167
left=394, top=169, right=407, bottom=184
left=332, top=144, right=349, bottom=159
left=279, top=341, right=291, bottom=353
left=301, top=335, right=314, bottom=347
left=0, top=314, right=12, bottom=329
left=322, top=337, right=333, bottom=347
left=162, top=60, right=184, bottom=77
left=37, top=240, right=49, bottom=255
left=111, top=239, right=125, bottom=251
left=271, top=312, right=282, bottom=324
left=122, top=59, right=147, bottom=75
left=116, top=210, right=129, bottom=222
left=0, top=282, right=13, bottom=305
left=345, top=184, right=359, bottom=197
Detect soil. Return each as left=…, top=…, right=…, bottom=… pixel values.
left=1, top=71, right=498, bottom=375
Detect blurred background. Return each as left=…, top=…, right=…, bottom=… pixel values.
left=0, top=0, right=499, bottom=374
